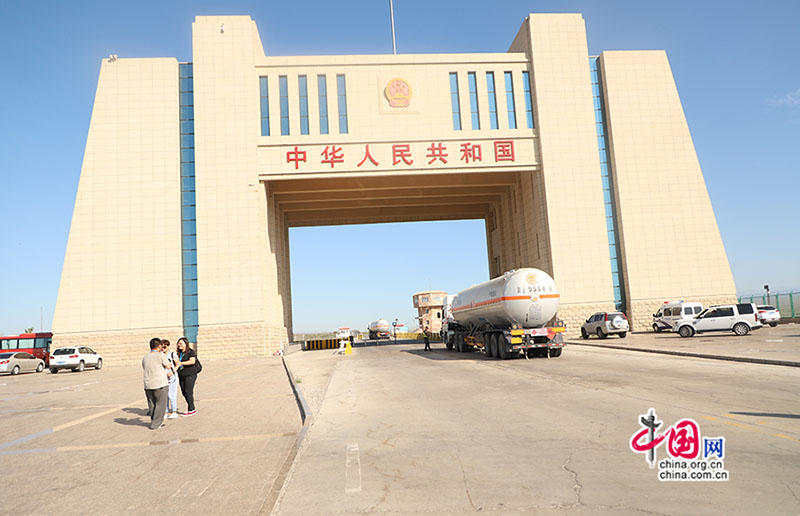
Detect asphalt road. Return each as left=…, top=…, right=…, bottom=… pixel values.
left=279, top=342, right=800, bottom=515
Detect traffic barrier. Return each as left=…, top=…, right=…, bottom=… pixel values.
left=303, top=339, right=342, bottom=351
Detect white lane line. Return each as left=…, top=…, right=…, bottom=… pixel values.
left=345, top=442, right=362, bottom=493
left=765, top=340, right=784, bottom=343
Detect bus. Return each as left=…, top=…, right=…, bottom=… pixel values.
left=0, top=332, right=52, bottom=364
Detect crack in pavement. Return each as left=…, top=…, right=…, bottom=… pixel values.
left=456, top=454, right=478, bottom=511
left=560, top=451, right=583, bottom=508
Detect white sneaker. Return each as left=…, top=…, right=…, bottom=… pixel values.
left=167, top=412, right=179, bottom=419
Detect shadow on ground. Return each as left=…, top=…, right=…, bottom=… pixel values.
left=728, top=411, right=800, bottom=419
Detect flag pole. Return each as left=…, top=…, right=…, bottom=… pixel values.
left=389, top=0, right=397, bottom=54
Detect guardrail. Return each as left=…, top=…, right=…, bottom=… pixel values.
left=738, top=291, right=800, bottom=318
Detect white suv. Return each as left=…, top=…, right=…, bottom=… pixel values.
left=674, top=303, right=762, bottom=338
left=581, top=312, right=629, bottom=339
left=756, top=305, right=780, bottom=327
left=49, top=346, right=103, bottom=373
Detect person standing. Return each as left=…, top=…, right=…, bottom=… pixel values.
left=142, top=338, right=171, bottom=430
left=423, top=327, right=431, bottom=351
left=162, top=339, right=180, bottom=419
left=176, top=337, right=198, bottom=417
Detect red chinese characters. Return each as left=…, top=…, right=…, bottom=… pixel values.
left=357, top=145, right=380, bottom=167
left=494, top=140, right=515, bottom=162
left=286, top=146, right=307, bottom=170
left=460, top=143, right=482, bottom=164
left=321, top=145, right=344, bottom=168
left=426, top=142, right=448, bottom=164
left=392, top=144, right=413, bottom=166
left=630, top=419, right=700, bottom=460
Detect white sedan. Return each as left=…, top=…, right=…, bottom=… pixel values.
left=49, top=346, right=103, bottom=373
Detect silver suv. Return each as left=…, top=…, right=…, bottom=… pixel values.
left=581, top=312, right=629, bottom=339
left=674, top=303, right=762, bottom=338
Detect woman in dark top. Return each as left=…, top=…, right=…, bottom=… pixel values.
left=176, top=337, right=198, bottom=416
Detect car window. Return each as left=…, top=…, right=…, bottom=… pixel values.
left=17, top=352, right=34, bottom=359
left=694, top=307, right=702, bottom=314
left=53, top=348, right=75, bottom=355
left=0, top=352, right=13, bottom=359
left=718, top=307, right=734, bottom=317
left=85, top=347, right=95, bottom=354
left=760, top=306, right=775, bottom=311
left=684, top=307, right=692, bottom=315
left=736, top=304, right=754, bottom=315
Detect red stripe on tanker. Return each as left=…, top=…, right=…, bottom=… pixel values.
left=448, top=268, right=560, bottom=329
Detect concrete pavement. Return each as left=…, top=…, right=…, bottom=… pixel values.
left=278, top=341, right=800, bottom=515
left=0, top=357, right=300, bottom=515
left=567, top=323, right=800, bottom=366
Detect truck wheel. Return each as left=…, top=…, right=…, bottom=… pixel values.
left=549, top=347, right=562, bottom=358
left=497, top=335, right=508, bottom=359
left=678, top=325, right=694, bottom=338
left=455, top=336, right=463, bottom=353
left=733, top=323, right=750, bottom=336
left=580, top=328, right=589, bottom=339
left=596, top=328, right=607, bottom=339
left=445, top=336, right=453, bottom=350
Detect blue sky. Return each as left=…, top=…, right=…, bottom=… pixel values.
left=0, top=0, right=798, bottom=335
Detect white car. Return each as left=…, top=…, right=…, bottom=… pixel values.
left=756, top=305, right=780, bottom=327
left=581, top=312, right=629, bottom=339
left=674, top=303, right=762, bottom=338
left=49, top=346, right=103, bottom=373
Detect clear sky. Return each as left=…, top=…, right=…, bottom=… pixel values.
left=0, top=0, right=798, bottom=335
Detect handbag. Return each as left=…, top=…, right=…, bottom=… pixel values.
left=194, top=356, right=202, bottom=374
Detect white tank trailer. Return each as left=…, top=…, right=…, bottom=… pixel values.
left=443, top=268, right=566, bottom=359
left=368, top=319, right=392, bottom=340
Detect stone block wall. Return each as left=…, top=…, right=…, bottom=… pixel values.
left=53, top=327, right=185, bottom=365
left=629, top=295, right=738, bottom=332
left=197, top=322, right=289, bottom=359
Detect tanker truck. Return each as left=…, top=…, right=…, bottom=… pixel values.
left=442, top=268, right=566, bottom=359
left=368, top=319, right=392, bottom=340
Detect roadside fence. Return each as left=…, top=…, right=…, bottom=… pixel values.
left=737, top=291, right=800, bottom=318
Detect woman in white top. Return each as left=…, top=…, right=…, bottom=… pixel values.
left=162, top=339, right=180, bottom=419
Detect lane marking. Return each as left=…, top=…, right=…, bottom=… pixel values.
left=702, top=416, right=800, bottom=443
left=345, top=442, right=362, bottom=493
left=0, top=428, right=54, bottom=451
left=0, top=432, right=296, bottom=456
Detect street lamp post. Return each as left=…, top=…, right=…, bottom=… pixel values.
left=393, top=318, right=398, bottom=344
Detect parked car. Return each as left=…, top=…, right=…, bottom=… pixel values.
left=674, top=303, right=762, bottom=338
left=49, top=346, right=103, bottom=373
left=0, top=352, right=45, bottom=375
left=652, top=301, right=703, bottom=332
left=581, top=312, right=629, bottom=339
left=756, top=305, right=781, bottom=327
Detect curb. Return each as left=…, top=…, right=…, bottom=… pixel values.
left=567, top=341, right=800, bottom=368
left=258, top=357, right=312, bottom=515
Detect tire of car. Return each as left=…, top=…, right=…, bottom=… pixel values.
left=549, top=347, right=562, bottom=358
left=619, top=332, right=627, bottom=338
left=653, top=324, right=661, bottom=333
left=36, top=363, right=44, bottom=373
left=678, top=325, right=694, bottom=338
left=445, top=337, right=454, bottom=351
left=769, top=322, right=778, bottom=327
left=581, top=328, right=589, bottom=339
left=487, top=334, right=497, bottom=358
left=596, top=328, right=607, bottom=339
left=95, top=358, right=103, bottom=370
left=75, top=360, right=85, bottom=372
left=11, top=365, right=20, bottom=375
left=733, top=323, right=750, bottom=336
left=50, top=368, right=58, bottom=374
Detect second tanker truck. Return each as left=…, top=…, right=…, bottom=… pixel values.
left=441, top=268, right=566, bottom=359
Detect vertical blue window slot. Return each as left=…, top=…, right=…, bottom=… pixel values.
left=179, top=63, right=198, bottom=343
left=522, top=71, right=534, bottom=129
left=259, top=76, right=270, bottom=136
left=449, top=72, right=462, bottom=131
left=504, top=71, right=517, bottom=130
left=337, top=74, right=348, bottom=134
left=318, top=75, right=329, bottom=135
left=279, top=75, right=289, bottom=135
left=298, top=75, right=309, bottom=135
left=590, top=57, right=625, bottom=312
left=486, top=72, right=498, bottom=130
left=468, top=72, right=480, bottom=130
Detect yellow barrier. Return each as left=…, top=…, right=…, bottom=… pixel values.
left=303, top=339, right=342, bottom=351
